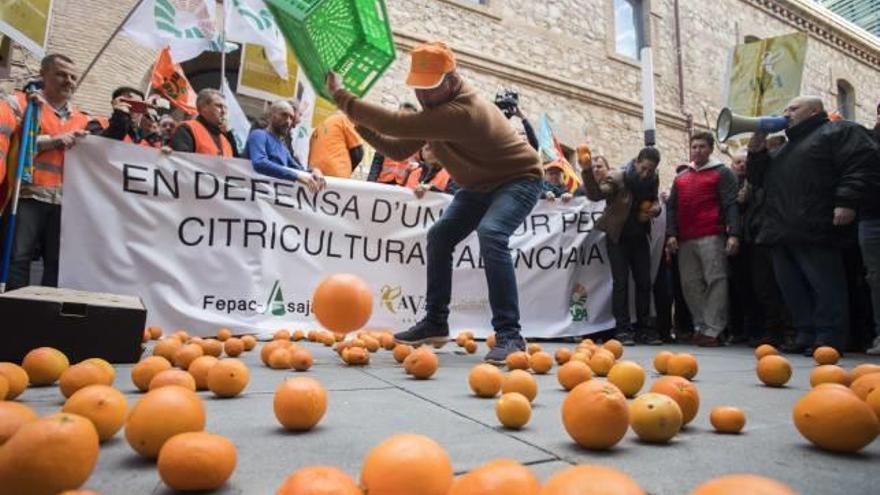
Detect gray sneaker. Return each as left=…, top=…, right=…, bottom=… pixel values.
left=867, top=336, right=880, bottom=356
left=484, top=335, right=526, bottom=365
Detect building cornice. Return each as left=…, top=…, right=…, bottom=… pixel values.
left=744, top=0, right=880, bottom=68
left=393, top=31, right=692, bottom=132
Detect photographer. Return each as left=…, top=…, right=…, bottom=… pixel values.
left=495, top=89, right=539, bottom=151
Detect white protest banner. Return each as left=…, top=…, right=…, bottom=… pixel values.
left=60, top=138, right=664, bottom=339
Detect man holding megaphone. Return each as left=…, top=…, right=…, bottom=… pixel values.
left=746, top=96, right=880, bottom=355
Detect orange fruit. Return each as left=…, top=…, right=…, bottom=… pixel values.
left=690, top=474, right=796, bottom=495
left=0, top=401, right=38, bottom=445
left=505, top=351, right=530, bottom=371
left=217, top=328, right=232, bottom=341
left=629, top=393, right=683, bottom=443
left=650, top=376, right=700, bottom=425
left=666, top=353, right=698, bottom=380
left=149, top=369, right=196, bottom=391
left=312, top=273, right=373, bottom=334
left=468, top=364, right=504, bottom=398
left=157, top=432, right=236, bottom=491
left=292, top=330, right=306, bottom=342
left=131, top=356, right=172, bottom=392
left=529, top=352, right=553, bottom=374
left=501, top=369, right=538, bottom=402
left=557, top=361, right=592, bottom=391
left=187, top=355, right=219, bottom=391
left=809, top=365, right=849, bottom=387
left=81, top=358, right=116, bottom=384
left=813, top=346, right=840, bottom=365
left=224, top=337, right=244, bottom=357
left=0, top=362, right=29, bottom=400
left=851, top=363, right=880, bottom=382
left=486, top=334, right=496, bottom=349
left=261, top=340, right=290, bottom=366
left=393, top=344, right=412, bottom=363
left=407, top=348, right=439, bottom=380
left=62, top=384, right=128, bottom=442
left=866, top=387, right=880, bottom=418
left=153, top=338, right=182, bottom=361
left=496, top=392, right=532, bottom=429
left=291, top=349, right=313, bottom=371
left=277, top=466, right=361, bottom=495
left=274, top=329, right=291, bottom=341
left=562, top=381, right=629, bottom=450
left=588, top=349, right=615, bottom=377
left=125, top=386, right=205, bottom=458
left=653, top=351, right=673, bottom=374
left=527, top=343, right=542, bottom=355
left=172, top=330, right=190, bottom=342
left=850, top=372, right=880, bottom=401
left=147, top=326, right=163, bottom=340
left=200, top=338, right=224, bottom=358
left=709, top=406, right=746, bottom=434
left=555, top=348, right=572, bottom=365
left=540, top=465, right=644, bottom=495
left=0, top=375, right=6, bottom=401
left=464, top=340, right=478, bottom=354
left=0, top=413, right=99, bottom=495
left=602, top=339, right=623, bottom=359
left=269, top=348, right=294, bottom=370
left=793, top=386, right=879, bottom=452
left=173, top=344, right=204, bottom=370
left=360, top=433, right=453, bottom=495
left=607, top=360, right=646, bottom=398
left=207, top=359, right=250, bottom=398
left=756, top=355, right=792, bottom=387
left=60, top=362, right=112, bottom=398
left=379, top=333, right=396, bottom=350
left=448, top=458, right=540, bottom=495
left=241, top=335, right=257, bottom=351
left=363, top=336, right=381, bottom=353
left=455, top=333, right=469, bottom=347
left=344, top=346, right=370, bottom=366
left=754, top=344, right=778, bottom=360
left=22, top=347, right=70, bottom=386
left=274, top=377, right=327, bottom=431
left=307, top=330, right=318, bottom=342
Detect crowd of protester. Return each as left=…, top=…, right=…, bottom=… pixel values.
left=2, top=53, right=879, bottom=357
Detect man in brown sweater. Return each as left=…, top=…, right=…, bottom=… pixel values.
left=326, top=41, right=543, bottom=364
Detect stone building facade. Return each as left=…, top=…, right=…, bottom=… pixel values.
left=4, top=0, right=879, bottom=185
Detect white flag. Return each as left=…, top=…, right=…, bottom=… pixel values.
left=123, top=0, right=218, bottom=63
left=290, top=66, right=317, bottom=162
left=221, top=80, right=252, bottom=154
left=224, top=0, right=289, bottom=79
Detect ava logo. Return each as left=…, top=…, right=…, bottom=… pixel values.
left=264, top=280, right=286, bottom=316
left=380, top=284, right=403, bottom=313
left=380, top=284, right=425, bottom=319
left=570, top=283, right=588, bottom=322
left=154, top=0, right=215, bottom=40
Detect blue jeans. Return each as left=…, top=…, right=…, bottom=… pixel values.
left=425, top=177, right=542, bottom=338
left=771, top=244, right=848, bottom=348
left=860, top=219, right=880, bottom=337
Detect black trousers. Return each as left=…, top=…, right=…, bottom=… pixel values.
left=7, top=199, right=61, bottom=290
left=607, top=234, right=652, bottom=332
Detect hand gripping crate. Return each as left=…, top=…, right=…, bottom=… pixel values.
left=266, top=0, right=396, bottom=101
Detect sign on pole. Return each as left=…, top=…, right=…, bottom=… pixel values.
left=727, top=32, right=808, bottom=116
left=0, top=0, right=54, bottom=57
left=236, top=42, right=299, bottom=101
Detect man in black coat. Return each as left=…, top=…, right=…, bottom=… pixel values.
left=747, top=96, right=880, bottom=355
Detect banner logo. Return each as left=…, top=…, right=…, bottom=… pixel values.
left=155, top=0, right=215, bottom=40
left=570, top=283, right=588, bottom=322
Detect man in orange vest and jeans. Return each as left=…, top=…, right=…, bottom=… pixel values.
left=170, top=88, right=237, bottom=157
left=5, top=54, right=90, bottom=289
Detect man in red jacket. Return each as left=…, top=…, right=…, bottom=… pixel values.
left=666, top=131, right=741, bottom=347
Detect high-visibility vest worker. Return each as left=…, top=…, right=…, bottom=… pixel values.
left=15, top=92, right=90, bottom=188
left=377, top=155, right=417, bottom=185
left=179, top=119, right=233, bottom=157
left=405, top=165, right=451, bottom=192
left=0, top=99, right=16, bottom=186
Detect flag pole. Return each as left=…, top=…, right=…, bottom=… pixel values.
left=79, top=0, right=146, bottom=86
left=219, top=1, right=227, bottom=91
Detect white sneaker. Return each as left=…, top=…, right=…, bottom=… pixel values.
left=866, top=336, right=880, bottom=356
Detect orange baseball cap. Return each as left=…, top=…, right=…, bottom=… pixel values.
left=406, top=41, right=457, bottom=89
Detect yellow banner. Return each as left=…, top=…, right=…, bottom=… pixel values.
left=0, top=0, right=53, bottom=56
left=312, top=97, right=338, bottom=128
left=236, top=42, right=299, bottom=101
left=728, top=32, right=808, bottom=116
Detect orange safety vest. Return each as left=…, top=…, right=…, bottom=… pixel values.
left=377, top=155, right=416, bottom=185
left=16, top=92, right=90, bottom=188
left=0, top=99, right=16, bottom=184
left=91, top=116, right=109, bottom=131
left=406, top=166, right=451, bottom=192
left=180, top=119, right=233, bottom=157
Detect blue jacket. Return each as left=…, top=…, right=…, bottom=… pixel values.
left=244, top=128, right=307, bottom=181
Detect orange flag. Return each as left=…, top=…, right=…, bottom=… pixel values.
left=150, top=47, right=197, bottom=115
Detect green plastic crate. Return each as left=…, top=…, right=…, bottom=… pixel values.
left=267, top=0, right=396, bottom=101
